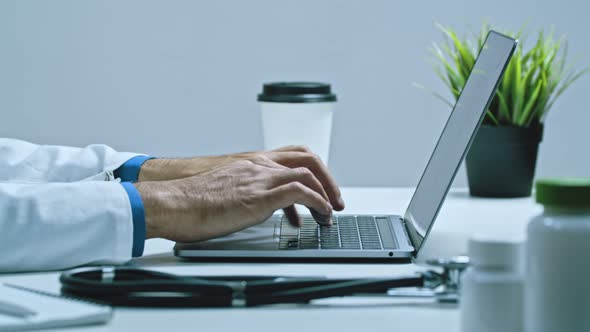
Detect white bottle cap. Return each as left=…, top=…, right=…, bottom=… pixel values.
left=468, top=235, right=524, bottom=270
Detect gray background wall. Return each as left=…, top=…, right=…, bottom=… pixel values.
left=1, top=0, right=588, bottom=187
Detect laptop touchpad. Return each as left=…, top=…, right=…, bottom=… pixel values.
left=176, top=215, right=281, bottom=251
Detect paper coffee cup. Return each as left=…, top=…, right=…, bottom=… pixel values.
left=258, top=82, right=336, bottom=164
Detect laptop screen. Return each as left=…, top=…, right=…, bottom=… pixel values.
left=404, top=31, right=517, bottom=256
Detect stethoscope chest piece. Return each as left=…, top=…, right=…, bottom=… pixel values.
left=386, top=256, right=470, bottom=303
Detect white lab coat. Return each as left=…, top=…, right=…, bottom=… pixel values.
left=0, top=138, right=145, bottom=272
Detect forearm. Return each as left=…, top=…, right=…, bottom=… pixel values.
left=0, top=138, right=143, bottom=182
left=138, top=156, right=237, bottom=182
left=0, top=182, right=136, bottom=272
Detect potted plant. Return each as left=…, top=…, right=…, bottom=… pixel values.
left=425, top=24, right=589, bottom=197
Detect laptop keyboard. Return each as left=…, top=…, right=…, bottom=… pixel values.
left=278, top=215, right=399, bottom=250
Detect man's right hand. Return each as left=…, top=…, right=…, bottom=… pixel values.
left=134, top=159, right=335, bottom=243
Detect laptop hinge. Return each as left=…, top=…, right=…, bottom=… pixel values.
left=400, top=217, right=418, bottom=252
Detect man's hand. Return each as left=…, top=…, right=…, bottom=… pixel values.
left=138, top=146, right=345, bottom=211
left=135, top=159, right=336, bottom=243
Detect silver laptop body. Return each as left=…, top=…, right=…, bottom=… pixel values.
left=175, top=31, right=517, bottom=262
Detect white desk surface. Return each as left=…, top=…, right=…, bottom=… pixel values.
left=0, top=187, right=540, bottom=332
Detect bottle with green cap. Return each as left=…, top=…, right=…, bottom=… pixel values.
left=525, top=178, right=590, bottom=332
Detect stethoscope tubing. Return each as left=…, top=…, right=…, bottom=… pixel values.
left=59, top=267, right=425, bottom=307
left=246, top=277, right=424, bottom=306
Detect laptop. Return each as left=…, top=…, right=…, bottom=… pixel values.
left=175, top=31, right=517, bottom=262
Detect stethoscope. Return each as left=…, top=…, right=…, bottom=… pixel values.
left=59, top=256, right=469, bottom=307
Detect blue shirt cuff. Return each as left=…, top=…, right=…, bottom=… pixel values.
left=114, top=155, right=155, bottom=183
left=120, top=182, right=146, bottom=257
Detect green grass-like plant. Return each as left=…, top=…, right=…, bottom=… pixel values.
left=422, top=23, right=589, bottom=127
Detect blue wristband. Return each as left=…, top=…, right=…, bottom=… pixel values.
left=120, top=182, right=146, bottom=257
left=114, top=156, right=154, bottom=183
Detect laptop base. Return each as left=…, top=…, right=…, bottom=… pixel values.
left=175, top=255, right=412, bottom=264
left=174, top=214, right=415, bottom=262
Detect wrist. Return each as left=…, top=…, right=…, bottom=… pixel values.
left=133, top=181, right=171, bottom=239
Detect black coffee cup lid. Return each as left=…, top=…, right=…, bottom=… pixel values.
left=257, top=82, right=337, bottom=103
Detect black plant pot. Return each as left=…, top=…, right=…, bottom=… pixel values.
left=466, top=124, right=543, bottom=198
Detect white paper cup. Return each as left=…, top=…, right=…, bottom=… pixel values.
left=258, top=82, right=336, bottom=164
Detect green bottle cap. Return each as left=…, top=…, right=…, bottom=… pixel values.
left=535, top=178, right=590, bottom=208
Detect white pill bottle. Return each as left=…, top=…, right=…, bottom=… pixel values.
left=526, top=178, right=590, bottom=332
left=460, top=236, right=524, bottom=332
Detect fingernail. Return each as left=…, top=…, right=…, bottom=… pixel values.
left=310, top=208, right=332, bottom=225
left=324, top=203, right=333, bottom=215
left=323, top=212, right=333, bottom=226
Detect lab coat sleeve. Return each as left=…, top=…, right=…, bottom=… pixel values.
left=0, top=138, right=147, bottom=183
left=0, top=181, right=137, bottom=272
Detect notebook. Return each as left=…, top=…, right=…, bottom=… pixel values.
left=0, top=283, right=112, bottom=332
